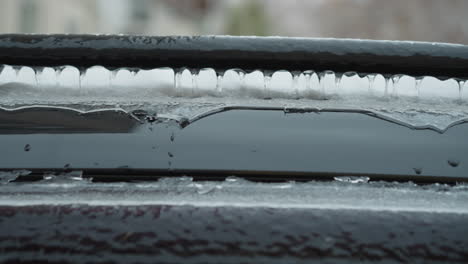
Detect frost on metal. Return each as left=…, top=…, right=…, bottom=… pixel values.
left=1, top=176, right=468, bottom=214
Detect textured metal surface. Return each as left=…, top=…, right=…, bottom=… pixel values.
left=0, top=205, right=467, bottom=263
left=1, top=35, right=468, bottom=78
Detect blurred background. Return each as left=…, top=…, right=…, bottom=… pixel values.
left=0, top=0, right=468, bottom=44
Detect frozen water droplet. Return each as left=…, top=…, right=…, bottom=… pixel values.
left=334, top=176, right=369, bottom=183
left=448, top=159, right=460, bottom=168
left=194, top=183, right=215, bottom=195
left=225, top=176, right=239, bottom=182
left=24, top=144, right=31, bottom=152
left=168, top=152, right=174, bottom=158
left=170, top=132, right=175, bottom=142
left=413, top=168, right=423, bottom=175
left=42, top=170, right=86, bottom=182
left=273, top=181, right=295, bottom=189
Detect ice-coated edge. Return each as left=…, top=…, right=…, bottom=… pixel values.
left=0, top=104, right=466, bottom=134
left=1, top=175, right=468, bottom=214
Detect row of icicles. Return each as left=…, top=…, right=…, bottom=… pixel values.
left=0, top=64, right=466, bottom=100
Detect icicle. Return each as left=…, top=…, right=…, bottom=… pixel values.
left=335, top=72, right=343, bottom=91
left=55, top=67, right=63, bottom=88
left=109, top=69, right=118, bottom=89
left=391, top=74, right=402, bottom=95
left=319, top=71, right=327, bottom=94
left=303, top=70, right=313, bottom=91
left=33, top=67, right=41, bottom=87
left=216, top=74, right=222, bottom=92
left=384, top=75, right=392, bottom=97
left=457, top=79, right=465, bottom=101
left=292, top=71, right=300, bottom=95
left=415, top=77, right=423, bottom=97
left=367, top=73, right=376, bottom=93
left=191, top=69, right=198, bottom=95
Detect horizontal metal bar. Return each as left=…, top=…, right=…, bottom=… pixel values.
left=1, top=34, right=468, bottom=78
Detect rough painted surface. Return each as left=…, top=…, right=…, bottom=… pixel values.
left=0, top=205, right=467, bottom=264
left=0, top=35, right=468, bottom=77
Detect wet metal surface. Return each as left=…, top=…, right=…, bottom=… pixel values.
left=0, top=108, right=466, bottom=181
left=0, top=205, right=467, bottom=263
left=1, top=35, right=468, bottom=78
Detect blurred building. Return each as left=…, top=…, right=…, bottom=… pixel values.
left=0, top=0, right=98, bottom=33
left=0, top=0, right=468, bottom=44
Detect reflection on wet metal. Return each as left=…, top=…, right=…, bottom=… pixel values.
left=0, top=107, right=139, bottom=134
left=0, top=108, right=466, bottom=182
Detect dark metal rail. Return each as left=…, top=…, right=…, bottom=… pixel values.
left=1, top=34, right=468, bottom=78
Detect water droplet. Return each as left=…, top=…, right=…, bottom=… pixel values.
left=132, top=109, right=148, bottom=119
left=178, top=117, right=190, bottom=128
left=43, top=174, right=54, bottom=181
left=413, top=168, right=423, bottom=175
left=170, top=132, right=175, bottom=142
left=145, top=116, right=157, bottom=123
left=168, top=152, right=174, bottom=158
left=448, top=159, right=460, bottom=168
left=42, top=171, right=86, bottom=182
left=334, top=176, right=369, bottom=183
left=24, top=144, right=31, bottom=152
